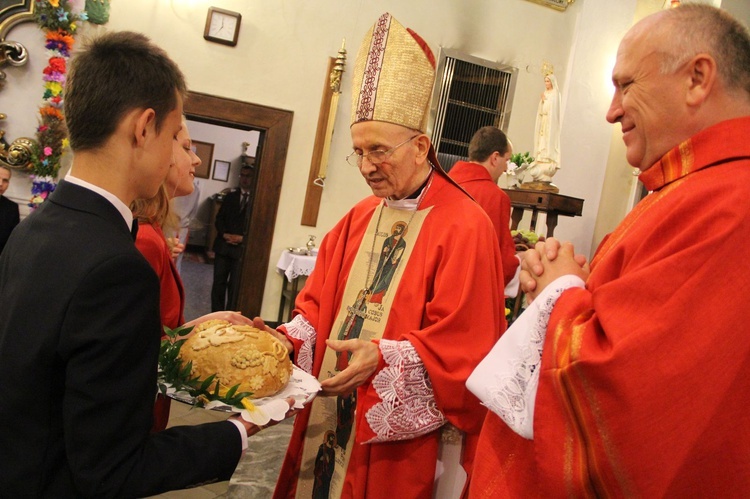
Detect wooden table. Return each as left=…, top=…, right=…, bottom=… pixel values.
left=503, top=188, right=584, bottom=237
left=275, top=250, right=317, bottom=324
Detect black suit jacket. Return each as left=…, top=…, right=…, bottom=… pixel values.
left=0, top=195, right=20, bottom=254
left=213, top=189, right=251, bottom=260
left=0, top=180, right=242, bottom=497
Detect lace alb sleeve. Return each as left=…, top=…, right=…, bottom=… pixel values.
left=466, top=274, right=585, bottom=439
left=364, top=339, right=446, bottom=443
left=284, top=314, right=316, bottom=373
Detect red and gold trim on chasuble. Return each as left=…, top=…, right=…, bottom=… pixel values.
left=590, top=138, right=695, bottom=269
left=538, top=118, right=750, bottom=496
left=546, top=138, right=701, bottom=495
left=549, top=310, right=638, bottom=497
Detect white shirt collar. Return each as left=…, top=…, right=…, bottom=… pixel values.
left=384, top=170, right=433, bottom=211
left=384, top=196, right=419, bottom=211
left=64, top=173, right=134, bottom=229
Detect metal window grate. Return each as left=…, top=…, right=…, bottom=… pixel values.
left=429, top=49, right=518, bottom=171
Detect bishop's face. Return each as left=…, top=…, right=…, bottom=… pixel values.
left=350, top=121, right=430, bottom=200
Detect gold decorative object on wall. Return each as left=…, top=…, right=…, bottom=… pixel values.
left=524, top=0, right=575, bottom=12
left=300, top=39, right=347, bottom=227
left=0, top=113, right=36, bottom=171
left=0, top=0, right=35, bottom=40
left=0, top=6, right=36, bottom=170
left=0, top=39, right=28, bottom=88
left=315, top=39, right=346, bottom=188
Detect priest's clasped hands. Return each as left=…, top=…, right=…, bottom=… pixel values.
left=520, top=237, right=590, bottom=302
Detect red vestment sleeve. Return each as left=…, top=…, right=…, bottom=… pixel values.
left=483, top=159, right=750, bottom=496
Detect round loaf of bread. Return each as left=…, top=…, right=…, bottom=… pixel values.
left=179, top=320, right=292, bottom=398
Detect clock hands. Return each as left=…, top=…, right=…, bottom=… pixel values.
left=205, top=9, right=240, bottom=45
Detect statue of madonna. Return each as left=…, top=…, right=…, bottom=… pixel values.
left=524, top=73, right=562, bottom=191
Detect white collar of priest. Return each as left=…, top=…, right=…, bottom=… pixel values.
left=384, top=168, right=433, bottom=211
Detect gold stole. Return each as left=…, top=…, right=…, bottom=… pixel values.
left=295, top=204, right=431, bottom=499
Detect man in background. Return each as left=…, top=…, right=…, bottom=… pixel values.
left=212, top=163, right=253, bottom=311
left=468, top=5, right=750, bottom=496
left=449, top=126, right=519, bottom=291
left=0, top=165, right=20, bottom=254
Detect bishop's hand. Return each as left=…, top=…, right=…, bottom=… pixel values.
left=252, top=316, right=294, bottom=354
left=320, top=339, right=379, bottom=396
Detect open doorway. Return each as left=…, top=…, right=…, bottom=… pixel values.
left=182, top=92, right=293, bottom=318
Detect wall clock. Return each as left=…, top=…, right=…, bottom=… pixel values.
left=524, top=0, right=575, bottom=12
left=203, top=7, right=241, bottom=47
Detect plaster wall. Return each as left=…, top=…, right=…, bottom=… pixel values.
left=1, top=0, right=642, bottom=319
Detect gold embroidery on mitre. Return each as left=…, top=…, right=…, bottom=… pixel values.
left=351, top=13, right=435, bottom=132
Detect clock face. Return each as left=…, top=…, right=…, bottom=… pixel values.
left=204, top=8, right=241, bottom=46
left=209, top=13, right=237, bottom=41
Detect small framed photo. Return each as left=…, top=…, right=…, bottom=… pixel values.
left=191, top=140, right=214, bottom=179
left=212, top=159, right=231, bottom=182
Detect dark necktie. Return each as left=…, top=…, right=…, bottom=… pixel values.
left=131, top=219, right=139, bottom=240
left=240, top=192, right=249, bottom=212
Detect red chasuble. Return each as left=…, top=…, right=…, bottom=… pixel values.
left=470, top=117, right=750, bottom=497
left=449, top=161, right=519, bottom=286
left=274, top=172, right=505, bottom=499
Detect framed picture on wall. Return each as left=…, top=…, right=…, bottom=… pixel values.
left=191, top=140, right=214, bottom=179
left=523, top=0, right=574, bottom=11
left=212, top=159, right=231, bottom=182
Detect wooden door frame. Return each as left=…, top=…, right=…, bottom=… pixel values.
left=185, top=91, right=293, bottom=317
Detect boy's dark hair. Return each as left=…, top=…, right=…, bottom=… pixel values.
left=65, top=31, right=187, bottom=151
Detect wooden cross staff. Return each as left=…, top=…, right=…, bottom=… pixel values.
left=300, top=40, right=346, bottom=227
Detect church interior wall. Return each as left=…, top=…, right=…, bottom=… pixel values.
left=2, top=0, right=739, bottom=319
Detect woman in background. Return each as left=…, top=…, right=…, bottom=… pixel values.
left=133, top=119, right=250, bottom=431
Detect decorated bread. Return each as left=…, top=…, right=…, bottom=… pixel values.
left=179, top=320, right=292, bottom=398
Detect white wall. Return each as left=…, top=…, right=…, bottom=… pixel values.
left=554, top=0, right=636, bottom=254
left=0, top=0, right=648, bottom=319
left=721, top=0, right=750, bottom=24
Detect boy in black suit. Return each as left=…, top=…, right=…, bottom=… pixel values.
left=0, top=32, right=266, bottom=497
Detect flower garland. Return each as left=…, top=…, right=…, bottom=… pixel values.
left=29, top=0, right=86, bottom=208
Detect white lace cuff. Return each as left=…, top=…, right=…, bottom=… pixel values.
left=364, top=339, right=446, bottom=443
left=283, top=314, right=316, bottom=374
left=466, top=275, right=585, bottom=439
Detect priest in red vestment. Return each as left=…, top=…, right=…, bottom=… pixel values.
left=449, top=126, right=520, bottom=289
left=467, top=5, right=750, bottom=497
left=261, top=13, right=505, bottom=499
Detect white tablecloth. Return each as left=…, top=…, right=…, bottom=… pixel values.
left=276, top=250, right=317, bottom=281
